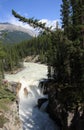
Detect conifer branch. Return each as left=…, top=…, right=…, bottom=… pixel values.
left=12, top=10, right=52, bottom=33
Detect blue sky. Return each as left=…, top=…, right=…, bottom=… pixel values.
left=0, top=0, right=62, bottom=29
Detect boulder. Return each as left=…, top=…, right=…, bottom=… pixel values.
left=38, top=98, right=48, bottom=108
left=24, top=87, right=28, bottom=97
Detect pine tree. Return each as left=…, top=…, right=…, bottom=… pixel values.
left=60, top=0, right=71, bottom=35
left=11, top=8, right=84, bottom=129
left=70, top=0, right=84, bottom=47
left=0, top=42, right=5, bottom=79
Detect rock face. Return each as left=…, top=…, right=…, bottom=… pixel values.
left=24, top=87, right=28, bottom=97
left=0, top=102, right=22, bottom=130
left=16, top=82, right=22, bottom=96
left=6, top=81, right=18, bottom=93
left=43, top=79, right=84, bottom=130
left=24, top=55, right=40, bottom=63
left=0, top=80, right=22, bottom=130
left=68, top=109, right=84, bottom=130
left=38, top=98, right=48, bottom=108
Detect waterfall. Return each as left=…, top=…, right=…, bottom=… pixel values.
left=5, top=62, right=59, bottom=130
left=18, top=78, right=59, bottom=130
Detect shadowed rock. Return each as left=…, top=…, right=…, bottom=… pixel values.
left=16, top=82, right=21, bottom=96
left=24, top=87, right=28, bottom=97
left=38, top=98, right=48, bottom=108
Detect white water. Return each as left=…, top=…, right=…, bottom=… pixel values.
left=5, top=62, right=59, bottom=130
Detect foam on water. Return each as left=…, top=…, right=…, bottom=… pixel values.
left=5, top=62, right=59, bottom=130
left=18, top=78, right=58, bottom=130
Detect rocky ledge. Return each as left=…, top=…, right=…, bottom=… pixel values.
left=0, top=102, right=22, bottom=130
left=41, top=79, right=84, bottom=130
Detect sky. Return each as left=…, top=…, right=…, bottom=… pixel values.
left=0, top=0, right=62, bottom=30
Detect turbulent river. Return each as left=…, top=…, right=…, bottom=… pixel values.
left=5, top=62, right=59, bottom=130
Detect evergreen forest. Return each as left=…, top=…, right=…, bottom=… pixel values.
left=0, top=0, right=84, bottom=129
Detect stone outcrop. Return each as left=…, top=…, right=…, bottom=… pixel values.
left=16, top=82, right=21, bottom=96
left=43, top=79, right=84, bottom=130
left=24, top=87, right=28, bottom=97
left=24, top=55, right=40, bottom=63
left=0, top=81, right=22, bottom=130
left=38, top=98, right=48, bottom=108
left=0, top=102, right=22, bottom=130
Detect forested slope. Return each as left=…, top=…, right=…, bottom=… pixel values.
left=0, top=0, right=84, bottom=130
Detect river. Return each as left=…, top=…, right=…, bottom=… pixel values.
left=5, top=62, right=59, bottom=130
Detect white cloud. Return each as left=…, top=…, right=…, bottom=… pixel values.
left=39, top=19, right=61, bottom=30
left=8, top=15, right=34, bottom=30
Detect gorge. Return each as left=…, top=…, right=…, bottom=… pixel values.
left=5, top=62, right=59, bottom=130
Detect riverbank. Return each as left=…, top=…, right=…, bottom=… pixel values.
left=0, top=102, right=22, bottom=130
left=4, top=55, right=40, bottom=75
left=0, top=83, right=22, bottom=130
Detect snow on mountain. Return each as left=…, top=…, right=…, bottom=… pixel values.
left=39, top=19, right=60, bottom=30
left=0, top=23, right=36, bottom=37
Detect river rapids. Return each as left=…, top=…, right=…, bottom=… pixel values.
left=5, top=62, right=59, bottom=130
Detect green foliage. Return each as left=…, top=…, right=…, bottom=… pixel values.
left=61, top=0, right=84, bottom=47
left=1, top=43, right=23, bottom=71
left=11, top=8, right=84, bottom=87
left=0, top=84, right=15, bottom=128
left=47, top=30, right=71, bottom=82
left=69, top=40, right=84, bottom=84
left=0, top=42, right=6, bottom=79
left=12, top=10, right=52, bottom=33
left=12, top=33, right=51, bottom=63
left=0, top=85, right=15, bottom=101
left=0, top=30, right=32, bottom=44
left=60, top=0, right=71, bottom=34
left=0, top=42, right=6, bottom=59
left=11, top=3, right=84, bottom=130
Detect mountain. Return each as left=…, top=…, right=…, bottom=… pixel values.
left=0, top=23, right=35, bottom=44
